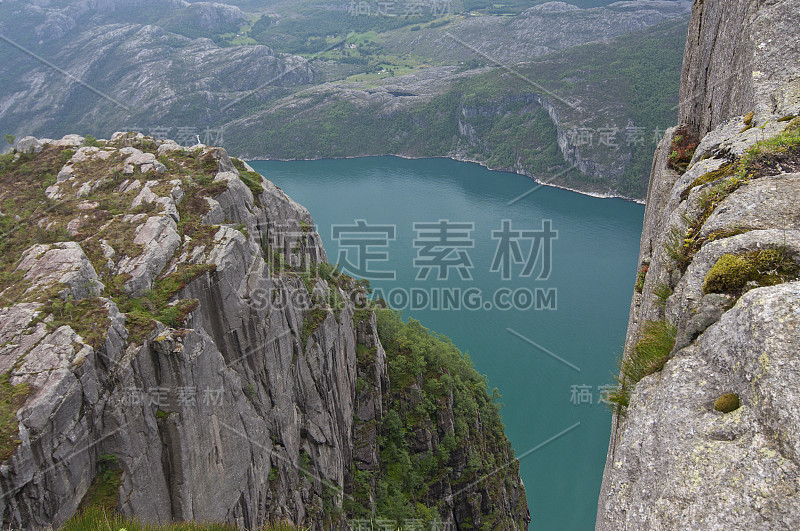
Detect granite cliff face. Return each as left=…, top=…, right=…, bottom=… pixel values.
left=597, top=0, right=800, bottom=528
left=0, top=133, right=528, bottom=528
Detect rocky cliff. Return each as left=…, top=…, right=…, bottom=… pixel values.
left=596, top=0, right=800, bottom=528
left=0, top=132, right=529, bottom=528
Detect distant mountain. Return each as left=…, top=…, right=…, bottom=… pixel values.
left=0, top=0, right=690, bottom=199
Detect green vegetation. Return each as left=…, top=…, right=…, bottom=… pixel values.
left=0, top=146, right=73, bottom=299
left=668, top=119, right=800, bottom=273
left=634, top=263, right=649, bottom=293
left=667, top=127, right=699, bottom=174
left=300, top=307, right=328, bottom=349
left=78, top=467, right=122, bottom=513
left=0, top=137, right=228, bottom=349
left=40, top=297, right=112, bottom=351
left=702, top=249, right=800, bottom=295
left=229, top=18, right=686, bottom=199
left=343, top=308, right=523, bottom=528
left=680, top=162, right=737, bottom=201
left=737, top=117, right=800, bottom=177
left=61, top=506, right=305, bottom=530
left=713, top=393, right=741, bottom=413
left=604, top=320, right=676, bottom=413
left=64, top=406, right=305, bottom=530
left=231, top=158, right=265, bottom=196
left=0, top=373, right=30, bottom=461
left=653, top=282, right=672, bottom=308
left=232, top=0, right=624, bottom=55
left=112, top=263, right=213, bottom=341
left=83, top=135, right=102, bottom=147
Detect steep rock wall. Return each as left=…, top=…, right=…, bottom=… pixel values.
left=0, top=133, right=529, bottom=529
left=597, top=0, right=800, bottom=528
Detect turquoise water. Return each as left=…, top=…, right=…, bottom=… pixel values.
left=249, top=157, right=644, bottom=530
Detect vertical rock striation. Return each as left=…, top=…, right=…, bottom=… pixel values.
left=597, top=0, right=800, bottom=529
left=0, top=133, right=528, bottom=529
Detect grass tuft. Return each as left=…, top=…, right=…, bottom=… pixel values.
left=603, top=320, right=676, bottom=414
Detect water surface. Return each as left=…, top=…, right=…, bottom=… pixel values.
left=250, top=156, right=644, bottom=530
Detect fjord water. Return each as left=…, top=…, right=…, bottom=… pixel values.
left=250, top=157, right=644, bottom=530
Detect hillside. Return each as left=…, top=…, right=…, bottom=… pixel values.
left=0, top=0, right=690, bottom=199
left=228, top=17, right=688, bottom=199
left=0, top=132, right=528, bottom=528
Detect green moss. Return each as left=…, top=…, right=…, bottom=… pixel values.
left=703, top=248, right=800, bottom=295
left=156, top=409, right=169, bottom=419
left=0, top=373, right=31, bottom=461
left=714, top=393, right=741, bottom=413
left=702, top=254, right=755, bottom=294
left=705, top=227, right=749, bottom=243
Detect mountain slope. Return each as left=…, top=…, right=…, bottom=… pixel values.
left=0, top=132, right=528, bottom=529
left=1, top=0, right=690, bottom=199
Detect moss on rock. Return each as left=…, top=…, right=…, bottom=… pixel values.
left=714, top=393, right=741, bottom=413
left=703, top=248, right=800, bottom=295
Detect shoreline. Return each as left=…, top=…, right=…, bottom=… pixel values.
left=242, top=152, right=646, bottom=205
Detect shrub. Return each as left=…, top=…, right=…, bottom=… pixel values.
left=238, top=170, right=264, bottom=197
left=713, top=393, right=740, bottom=413
left=83, top=135, right=102, bottom=147
left=667, top=127, right=699, bottom=174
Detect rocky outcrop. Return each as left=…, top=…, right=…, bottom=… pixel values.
left=0, top=132, right=528, bottom=529
left=596, top=0, right=800, bottom=528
